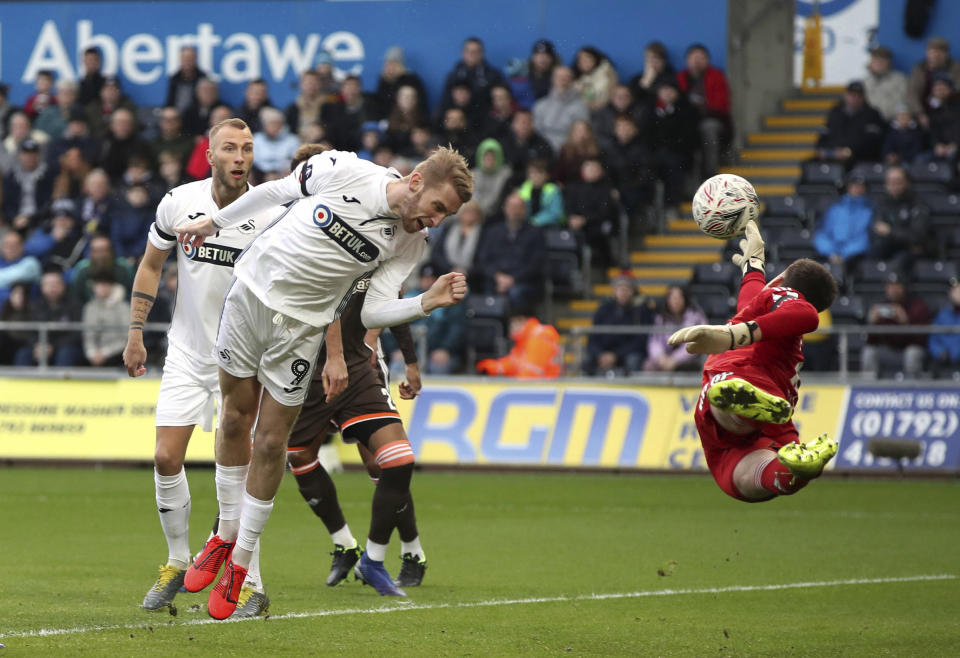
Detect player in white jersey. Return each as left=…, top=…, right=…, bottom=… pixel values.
left=122, top=118, right=279, bottom=618
left=174, top=146, right=472, bottom=617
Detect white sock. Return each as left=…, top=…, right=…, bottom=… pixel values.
left=331, top=524, right=357, bottom=549
left=234, top=491, right=274, bottom=568
left=214, top=463, right=248, bottom=541
left=317, top=442, right=344, bottom=473
left=242, top=538, right=263, bottom=592
left=401, top=537, right=424, bottom=561
left=155, top=468, right=191, bottom=569
left=366, top=539, right=388, bottom=562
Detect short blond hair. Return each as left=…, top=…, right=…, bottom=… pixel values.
left=414, top=145, right=473, bottom=202
left=291, top=142, right=332, bottom=170
left=209, top=117, right=251, bottom=144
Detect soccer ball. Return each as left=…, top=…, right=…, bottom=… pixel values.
left=691, top=174, right=760, bottom=240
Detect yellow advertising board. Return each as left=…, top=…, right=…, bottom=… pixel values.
left=0, top=378, right=846, bottom=469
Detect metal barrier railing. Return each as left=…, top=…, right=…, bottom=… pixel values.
left=565, top=324, right=960, bottom=378
left=0, top=321, right=428, bottom=372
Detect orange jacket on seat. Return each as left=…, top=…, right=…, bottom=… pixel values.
left=476, top=317, right=561, bottom=378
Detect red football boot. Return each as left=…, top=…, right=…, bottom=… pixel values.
left=184, top=535, right=233, bottom=593
left=208, top=560, right=248, bottom=620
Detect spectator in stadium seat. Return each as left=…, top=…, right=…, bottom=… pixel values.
left=928, top=279, right=960, bottom=378
left=109, top=183, right=153, bottom=261
left=864, top=46, right=908, bottom=122
left=475, top=191, right=545, bottom=312
left=483, top=84, right=516, bottom=144
left=629, top=41, right=676, bottom=105
left=922, top=73, right=960, bottom=166
left=384, top=85, right=425, bottom=154
left=436, top=81, right=484, bottom=134
left=19, top=266, right=82, bottom=367
left=2, top=112, right=49, bottom=173
left=869, top=165, right=932, bottom=271
left=439, top=107, right=479, bottom=168
left=518, top=159, right=564, bottom=227
left=592, top=84, right=642, bottom=151
left=441, top=37, right=505, bottom=114
left=502, top=108, right=554, bottom=189
left=816, top=81, right=886, bottom=164
left=430, top=199, right=486, bottom=289
left=554, top=119, right=602, bottom=184
left=0, top=281, right=33, bottom=365
left=572, top=46, right=618, bottom=112
left=81, top=268, right=129, bottom=368
left=237, top=79, right=273, bottom=134
left=907, top=36, right=960, bottom=128
left=35, top=79, right=81, bottom=140
left=0, top=231, right=41, bottom=306
left=644, top=285, right=708, bottom=372
left=471, top=138, right=512, bottom=218
left=649, top=79, right=700, bottom=212
left=157, top=150, right=188, bottom=192
left=356, top=121, right=382, bottom=161
left=586, top=274, right=652, bottom=376
left=523, top=39, right=560, bottom=107
left=253, top=107, right=300, bottom=179
left=23, top=198, right=83, bottom=269
left=862, top=273, right=930, bottom=378
left=24, top=70, right=56, bottom=120
left=165, top=47, right=207, bottom=115
left=284, top=70, right=326, bottom=142
left=374, top=46, right=428, bottom=120
left=77, top=168, right=117, bottom=238
left=882, top=107, right=926, bottom=165
left=321, top=75, right=376, bottom=152
left=2, top=139, right=55, bottom=231
left=182, top=78, right=222, bottom=137
left=533, top=66, right=590, bottom=153
left=313, top=50, right=343, bottom=96
left=564, top=157, right=619, bottom=269
left=151, top=107, right=194, bottom=167
left=99, top=108, right=154, bottom=182
left=84, top=76, right=137, bottom=140
left=401, top=124, right=437, bottom=164
left=77, top=47, right=105, bottom=107
left=184, top=104, right=232, bottom=180
left=677, top=44, right=731, bottom=177
left=45, top=109, right=100, bottom=169
left=602, top=112, right=653, bottom=221
left=813, top=173, right=872, bottom=273
left=70, top=234, right=133, bottom=303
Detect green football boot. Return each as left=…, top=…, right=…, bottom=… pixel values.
left=778, top=434, right=838, bottom=479
left=707, top=378, right=793, bottom=425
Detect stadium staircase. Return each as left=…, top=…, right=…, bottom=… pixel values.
left=554, top=85, right=846, bottom=370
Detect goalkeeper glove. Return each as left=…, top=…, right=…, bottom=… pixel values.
left=667, top=321, right=760, bottom=355
left=731, top=220, right=765, bottom=275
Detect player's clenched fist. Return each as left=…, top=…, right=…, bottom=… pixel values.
left=668, top=321, right=759, bottom=354
left=122, top=339, right=148, bottom=377
left=423, top=272, right=467, bottom=311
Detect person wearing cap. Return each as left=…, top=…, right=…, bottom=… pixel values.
left=442, top=37, right=505, bottom=115
left=375, top=46, right=427, bottom=120
left=925, top=72, right=960, bottom=164
left=2, top=138, right=55, bottom=231
left=586, top=274, right=652, bottom=376
left=84, top=75, right=137, bottom=139
left=813, top=173, right=872, bottom=273
left=23, top=197, right=84, bottom=267
left=677, top=44, right=731, bottom=177
left=908, top=36, right=960, bottom=125
left=313, top=49, right=343, bottom=96
left=526, top=39, right=559, bottom=104
left=864, top=46, right=908, bottom=122
left=816, top=81, right=885, bottom=163
left=862, top=273, right=930, bottom=378
left=928, top=279, right=960, bottom=378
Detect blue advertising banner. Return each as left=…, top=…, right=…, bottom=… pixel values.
left=0, top=0, right=727, bottom=109
left=835, top=387, right=960, bottom=471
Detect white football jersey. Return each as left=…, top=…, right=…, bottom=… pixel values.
left=226, top=150, right=428, bottom=328
left=148, top=179, right=281, bottom=362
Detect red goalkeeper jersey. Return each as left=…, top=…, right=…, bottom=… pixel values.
left=704, top=270, right=820, bottom=404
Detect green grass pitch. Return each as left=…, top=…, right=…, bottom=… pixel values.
left=1, top=467, right=958, bottom=655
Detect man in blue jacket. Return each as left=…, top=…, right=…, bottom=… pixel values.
left=813, top=174, right=872, bottom=274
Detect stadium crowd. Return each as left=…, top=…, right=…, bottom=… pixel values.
left=0, top=37, right=957, bottom=378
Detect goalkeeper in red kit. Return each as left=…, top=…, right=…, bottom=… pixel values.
left=669, top=221, right=839, bottom=502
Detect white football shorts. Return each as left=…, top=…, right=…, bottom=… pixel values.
left=215, top=278, right=325, bottom=407
left=155, top=341, right=220, bottom=431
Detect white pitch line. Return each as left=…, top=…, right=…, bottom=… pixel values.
left=1, top=574, right=954, bottom=640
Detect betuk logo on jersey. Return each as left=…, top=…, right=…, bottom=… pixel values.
left=312, top=203, right=380, bottom=263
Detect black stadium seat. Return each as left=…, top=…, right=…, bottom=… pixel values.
left=775, top=229, right=817, bottom=262
left=925, top=192, right=960, bottom=216
left=694, top=261, right=737, bottom=287
left=913, top=260, right=958, bottom=286
left=849, top=161, right=886, bottom=184
left=696, top=293, right=735, bottom=323
left=830, top=295, right=865, bottom=324
left=910, top=159, right=954, bottom=185
left=802, top=161, right=845, bottom=186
